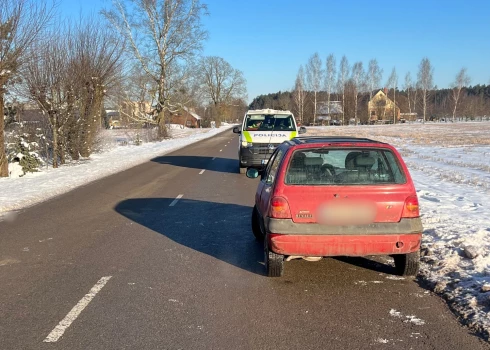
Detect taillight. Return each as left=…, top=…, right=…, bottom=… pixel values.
left=401, top=195, right=420, bottom=218
left=269, top=196, right=292, bottom=219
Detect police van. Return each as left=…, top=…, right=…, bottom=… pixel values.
left=233, top=109, right=306, bottom=174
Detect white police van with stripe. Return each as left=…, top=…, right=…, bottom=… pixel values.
left=232, top=109, right=306, bottom=174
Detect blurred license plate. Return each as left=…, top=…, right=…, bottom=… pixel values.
left=318, top=201, right=376, bottom=225
left=261, top=159, right=268, bottom=165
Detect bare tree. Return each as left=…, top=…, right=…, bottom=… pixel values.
left=306, top=52, right=323, bottom=125
left=367, top=59, right=382, bottom=99
left=386, top=67, right=398, bottom=123
left=0, top=0, right=53, bottom=176
left=417, top=57, right=434, bottom=123
left=21, top=18, right=124, bottom=165
left=404, top=72, right=413, bottom=114
left=103, top=0, right=208, bottom=138
left=292, top=65, right=306, bottom=124
left=451, top=68, right=471, bottom=122
left=70, top=18, right=125, bottom=158
left=337, top=55, right=349, bottom=125
left=22, top=31, right=70, bottom=168
left=197, top=56, right=246, bottom=125
left=324, top=54, right=336, bottom=117
left=351, top=62, right=365, bottom=125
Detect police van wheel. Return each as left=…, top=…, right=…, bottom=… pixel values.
left=239, top=167, right=246, bottom=174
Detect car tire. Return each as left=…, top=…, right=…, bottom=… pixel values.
left=239, top=166, right=246, bottom=174
left=265, top=236, right=284, bottom=277
left=393, top=250, right=420, bottom=276
left=251, top=206, right=264, bottom=241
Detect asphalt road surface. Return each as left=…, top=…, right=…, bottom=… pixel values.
left=1, top=129, right=488, bottom=350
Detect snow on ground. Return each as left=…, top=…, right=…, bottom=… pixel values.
left=307, top=122, right=490, bottom=338
left=0, top=126, right=230, bottom=219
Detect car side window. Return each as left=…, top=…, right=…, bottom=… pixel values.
left=265, top=149, right=285, bottom=184
left=261, top=150, right=278, bottom=181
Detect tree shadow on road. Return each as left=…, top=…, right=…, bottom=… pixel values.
left=151, top=156, right=239, bottom=174
left=114, top=197, right=264, bottom=275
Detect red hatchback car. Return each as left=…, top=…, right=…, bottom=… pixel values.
left=246, top=136, right=422, bottom=277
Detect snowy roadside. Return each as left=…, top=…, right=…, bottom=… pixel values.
left=307, top=123, right=490, bottom=339
left=0, top=126, right=232, bottom=218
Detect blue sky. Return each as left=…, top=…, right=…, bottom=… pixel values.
left=59, top=0, right=490, bottom=103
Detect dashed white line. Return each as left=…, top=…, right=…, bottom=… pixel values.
left=219, top=149, right=222, bottom=152
left=224, top=144, right=227, bottom=147
left=43, top=276, right=112, bottom=343
left=169, top=194, right=184, bottom=206
left=199, top=169, right=205, bottom=175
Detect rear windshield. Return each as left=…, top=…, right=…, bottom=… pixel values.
left=285, top=148, right=406, bottom=185
left=244, top=114, right=295, bottom=131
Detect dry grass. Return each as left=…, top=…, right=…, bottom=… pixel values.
left=306, top=122, right=490, bottom=192
left=306, top=122, right=490, bottom=147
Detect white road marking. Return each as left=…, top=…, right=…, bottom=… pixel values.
left=212, top=157, right=216, bottom=160
left=169, top=194, right=184, bottom=206
left=219, top=149, right=222, bottom=152
left=199, top=169, right=205, bottom=175
left=224, top=144, right=227, bottom=147
left=43, top=276, right=112, bottom=343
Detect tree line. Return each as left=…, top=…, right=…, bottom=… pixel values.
left=0, top=0, right=247, bottom=177
left=250, top=54, right=489, bottom=126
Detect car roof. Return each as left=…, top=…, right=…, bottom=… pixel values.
left=246, top=109, right=292, bottom=115
left=287, top=136, right=388, bottom=146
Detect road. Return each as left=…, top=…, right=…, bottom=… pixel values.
left=0, top=129, right=488, bottom=349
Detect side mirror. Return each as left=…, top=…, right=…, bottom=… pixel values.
left=233, top=126, right=242, bottom=134
left=246, top=168, right=260, bottom=179
left=298, top=126, right=307, bottom=134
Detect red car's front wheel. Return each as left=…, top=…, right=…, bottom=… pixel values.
left=252, top=205, right=264, bottom=241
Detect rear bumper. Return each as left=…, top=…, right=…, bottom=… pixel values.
left=265, top=218, right=423, bottom=235
left=265, top=217, right=422, bottom=257
left=269, top=233, right=421, bottom=256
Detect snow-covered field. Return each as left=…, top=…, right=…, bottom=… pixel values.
left=307, top=122, right=490, bottom=338
left=1, top=121, right=490, bottom=338
left=0, top=125, right=230, bottom=217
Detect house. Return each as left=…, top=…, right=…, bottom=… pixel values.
left=106, top=110, right=123, bottom=128
left=316, top=101, right=343, bottom=125
left=16, top=108, right=48, bottom=125
left=368, top=89, right=400, bottom=124
left=399, top=112, right=418, bottom=123
left=169, top=107, right=202, bottom=128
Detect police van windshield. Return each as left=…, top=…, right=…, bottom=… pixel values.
left=244, top=114, right=295, bottom=131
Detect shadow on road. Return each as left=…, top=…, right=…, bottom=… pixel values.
left=114, top=197, right=403, bottom=277
left=114, top=197, right=264, bottom=275
left=334, top=256, right=397, bottom=275
left=151, top=155, right=238, bottom=174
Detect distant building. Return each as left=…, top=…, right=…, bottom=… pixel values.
left=107, top=100, right=155, bottom=128
left=368, top=89, right=400, bottom=124
left=169, top=107, right=202, bottom=128
left=106, top=110, right=122, bottom=128
left=316, top=101, right=343, bottom=125
left=399, top=112, right=418, bottom=122
left=16, top=108, right=48, bottom=125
